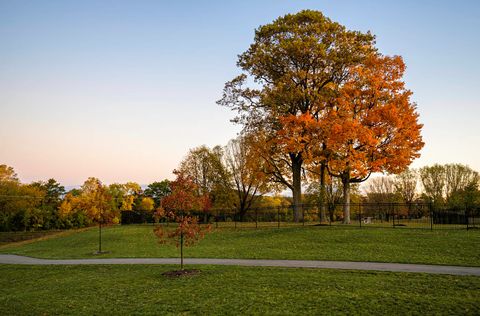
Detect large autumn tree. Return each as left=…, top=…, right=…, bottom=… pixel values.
left=325, top=54, right=424, bottom=223
left=218, top=10, right=376, bottom=221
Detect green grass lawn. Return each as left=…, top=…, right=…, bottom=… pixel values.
left=1, top=264, right=479, bottom=315
left=0, top=230, right=62, bottom=246
left=1, top=225, right=479, bottom=266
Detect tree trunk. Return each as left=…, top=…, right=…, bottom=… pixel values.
left=238, top=208, right=246, bottom=222
left=291, top=154, right=303, bottom=222
left=328, top=204, right=335, bottom=222
left=238, top=196, right=247, bottom=221
left=342, top=176, right=351, bottom=224
left=319, top=162, right=327, bottom=223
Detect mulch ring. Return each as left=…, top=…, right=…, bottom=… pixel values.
left=162, top=269, right=201, bottom=278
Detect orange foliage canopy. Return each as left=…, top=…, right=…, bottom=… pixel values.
left=161, top=170, right=211, bottom=212
left=154, top=213, right=210, bottom=248
left=275, top=112, right=319, bottom=157
left=323, top=54, right=424, bottom=182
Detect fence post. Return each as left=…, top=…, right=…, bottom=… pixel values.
left=215, top=209, right=218, bottom=229
left=465, top=204, right=469, bottom=231
left=234, top=208, right=237, bottom=229
left=430, top=203, right=434, bottom=231
left=359, top=204, right=362, bottom=228
left=329, top=204, right=332, bottom=226
left=405, top=203, right=410, bottom=226
left=302, top=207, right=305, bottom=226
left=277, top=207, right=280, bottom=229
left=255, top=208, right=258, bottom=229
left=474, top=208, right=477, bottom=229
left=392, top=203, right=395, bottom=228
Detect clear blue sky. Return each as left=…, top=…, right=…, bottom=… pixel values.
left=1, top=0, right=479, bottom=185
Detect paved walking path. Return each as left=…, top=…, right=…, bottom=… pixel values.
left=1, top=254, right=479, bottom=276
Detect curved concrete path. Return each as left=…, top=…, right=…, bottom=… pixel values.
left=1, top=254, right=479, bottom=276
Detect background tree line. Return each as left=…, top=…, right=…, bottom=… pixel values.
left=0, top=164, right=171, bottom=231
left=364, top=164, right=480, bottom=208
left=1, top=159, right=479, bottom=232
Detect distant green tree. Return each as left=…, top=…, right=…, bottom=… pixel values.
left=179, top=145, right=232, bottom=209
left=394, top=168, right=418, bottom=205
left=448, top=182, right=480, bottom=209
left=144, top=180, right=171, bottom=208
left=31, top=179, right=65, bottom=205
left=420, top=165, right=446, bottom=205
left=420, top=163, right=479, bottom=208
left=108, top=183, right=127, bottom=213
left=444, top=164, right=479, bottom=207
left=68, top=188, right=82, bottom=196
left=0, top=165, right=48, bottom=231
left=30, top=179, right=65, bottom=229
left=0, top=164, right=18, bottom=183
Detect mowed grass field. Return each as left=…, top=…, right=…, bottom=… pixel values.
left=1, top=225, right=480, bottom=315
left=1, top=264, right=479, bottom=315
left=1, top=224, right=479, bottom=266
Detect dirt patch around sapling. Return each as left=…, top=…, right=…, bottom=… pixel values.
left=92, top=251, right=110, bottom=255
left=162, top=269, right=201, bottom=278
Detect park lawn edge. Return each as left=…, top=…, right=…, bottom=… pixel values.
left=0, top=227, right=95, bottom=250
left=1, top=225, right=479, bottom=267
